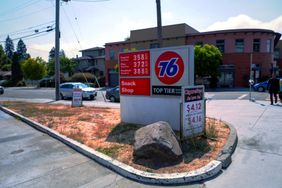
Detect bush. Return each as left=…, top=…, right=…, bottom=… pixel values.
left=71, top=72, right=95, bottom=83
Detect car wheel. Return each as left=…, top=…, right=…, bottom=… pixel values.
left=90, top=95, right=95, bottom=100
left=60, top=93, right=65, bottom=100
left=258, top=86, right=265, bottom=92
left=109, top=96, right=116, bottom=102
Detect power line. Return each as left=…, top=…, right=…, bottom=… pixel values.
left=62, top=6, right=83, bottom=50
left=0, top=6, right=53, bottom=23
left=0, top=28, right=54, bottom=43
left=0, top=0, right=42, bottom=17
left=0, top=21, right=55, bottom=38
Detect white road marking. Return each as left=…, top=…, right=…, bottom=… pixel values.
left=237, top=94, right=248, bottom=100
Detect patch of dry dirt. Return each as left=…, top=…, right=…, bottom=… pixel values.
left=0, top=101, right=230, bottom=174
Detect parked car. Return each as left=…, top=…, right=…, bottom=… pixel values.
left=0, top=86, right=4, bottom=95
left=106, top=86, right=120, bottom=102
left=253, top=80, right=268, bottom=92
left=60, top=82, right=97, bottom=100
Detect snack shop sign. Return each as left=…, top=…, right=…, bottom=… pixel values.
left=119, top=46, right=194, bottom=96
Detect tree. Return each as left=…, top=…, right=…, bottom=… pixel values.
left=16, top=39, right=29, bottom=61
left=48, top=47, right=65, bottom=62
left=194, top=44, right=222, bottom=87
left=21, top=57, right=47, bottom=80
left=5, top=35, right=14, bottom=59
left=11, top=52, right=23, bottom=83
left=48, top=47, right=55, bottom=62
left=47, top=57, right=76, bottom=76
left=0, top=44, right=12, bottom=71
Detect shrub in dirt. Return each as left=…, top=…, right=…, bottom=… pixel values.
left=71, top=72, right=95, bottom=83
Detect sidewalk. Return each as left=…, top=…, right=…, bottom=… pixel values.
left=0, top=99, right=281, bottom=187
left=205, top=100, right=282, bottom=188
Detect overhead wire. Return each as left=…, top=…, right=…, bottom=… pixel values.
left=0, top=21, right=55, bottom=38
left=0, top=0, right=41, bottom=16
left=0, top=27, right=55, bottom=43
left=0, top=6, right=54, bottom=23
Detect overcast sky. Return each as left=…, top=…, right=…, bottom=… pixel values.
left=0, top=0, right=281, bottom=60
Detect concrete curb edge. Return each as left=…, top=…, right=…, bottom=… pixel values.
left=0, top=106, right=237, bottom=185
left=216, top=120, right=238, bottom=169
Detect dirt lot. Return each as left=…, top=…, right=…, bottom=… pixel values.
left=0, top=101, right=230, bottom=174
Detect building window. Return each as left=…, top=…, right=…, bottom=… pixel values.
left=110, top=49, right=115, bottom=60
left=266, top=39, right=272, bottom=52
left=253, top=39, right=260, bottom=52
left=235, top=39, right=244, bottom=53
left=150, top=43, right=160, bottom=49
left=216, top=40, right=225, bottom=53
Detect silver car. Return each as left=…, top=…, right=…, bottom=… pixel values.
left=60, top=82, right=97, bottom=100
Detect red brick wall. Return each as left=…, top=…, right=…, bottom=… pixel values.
left=223, top=53, right=272, bottom=87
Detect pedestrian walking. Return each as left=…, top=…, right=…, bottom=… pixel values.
left=267, top=74, right=280, bottom=105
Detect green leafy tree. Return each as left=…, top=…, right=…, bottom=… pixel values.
left=48, top=47, right=65, bottom=62
left=21, top=57, right=47, bottom=80
left=0, top=44, right=12, bottom=71
left=194, top=44, right=222, bottom=87
left=47, top=57, right=76, bottom=76
left=16, top=39, right=29, bottom=61
left=11, top=52, right=23, bottom=83
left=5, top=35, right=14, bottom=59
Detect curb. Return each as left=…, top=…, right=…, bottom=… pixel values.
left=0, top=106, right=237, bottom=185
left=216, top=120, right=238, bottom=169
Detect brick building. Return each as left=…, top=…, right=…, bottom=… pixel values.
left=105, top=23, right=281, bottom=87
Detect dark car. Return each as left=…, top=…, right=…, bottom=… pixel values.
left=106, top=86, right=120, bottom=102
left=0, top=86, right=4, bottom=95
left=253, top=80, right=268, bottom=92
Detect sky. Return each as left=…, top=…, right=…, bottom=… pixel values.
left=0, top=0, right=282, bottom=61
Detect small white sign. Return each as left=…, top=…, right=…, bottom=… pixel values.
left=182, top=85, right=205, bottom=139
left=72, top=88, right=83, bottom=107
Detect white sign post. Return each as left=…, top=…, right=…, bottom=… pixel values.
left=72, top=88, right=83, bottom=107
left=181, top=85, right=205, bottom=139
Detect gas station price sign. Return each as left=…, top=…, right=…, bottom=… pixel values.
left=182, top=85, right=205, bottom=139
left=119, top=51, right=150, bottom=77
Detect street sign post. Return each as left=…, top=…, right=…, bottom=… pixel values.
left=72, top=88, right=83, bottom=107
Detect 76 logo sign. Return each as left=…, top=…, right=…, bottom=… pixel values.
left=155, top=51, right=184, bottom=85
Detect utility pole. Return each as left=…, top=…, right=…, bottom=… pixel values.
left=55, top=0, right=70, bottom=100
left=156, top=0, right=163, bottom=48
left=55, top=0, right=60, bottom=100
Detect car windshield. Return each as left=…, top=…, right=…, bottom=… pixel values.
left=76, top=83, right=88, bottom=89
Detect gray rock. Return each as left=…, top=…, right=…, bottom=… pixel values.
left=133, top=121, right=183, bottom=168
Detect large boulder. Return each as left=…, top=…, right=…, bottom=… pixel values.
left=133, top=121, right=183, bottom=168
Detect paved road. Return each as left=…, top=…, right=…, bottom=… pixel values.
left=1, top=87, right=269, bottom=101
left=1, top=99, right=282, bottom=187
left=0, top=110, right=202, bottom=188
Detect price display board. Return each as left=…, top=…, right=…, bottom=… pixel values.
left=182, top=85, right=205, bottom=139
left=119, top=51, right=150, bottom=77
left=119, top=50, right=150, bottom=96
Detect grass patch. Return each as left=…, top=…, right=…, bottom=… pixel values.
left=96, top=145, right=123, bottom=158
left=110, top=123, right=140, bottom=134
left=205, top=118, right=218, bottom=139
left=77, top=116, right=92, bottom=122
left=65, top=131, right=85, bottom=144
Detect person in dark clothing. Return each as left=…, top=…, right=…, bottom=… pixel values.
left=267, top=74, right=280, bottom=105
